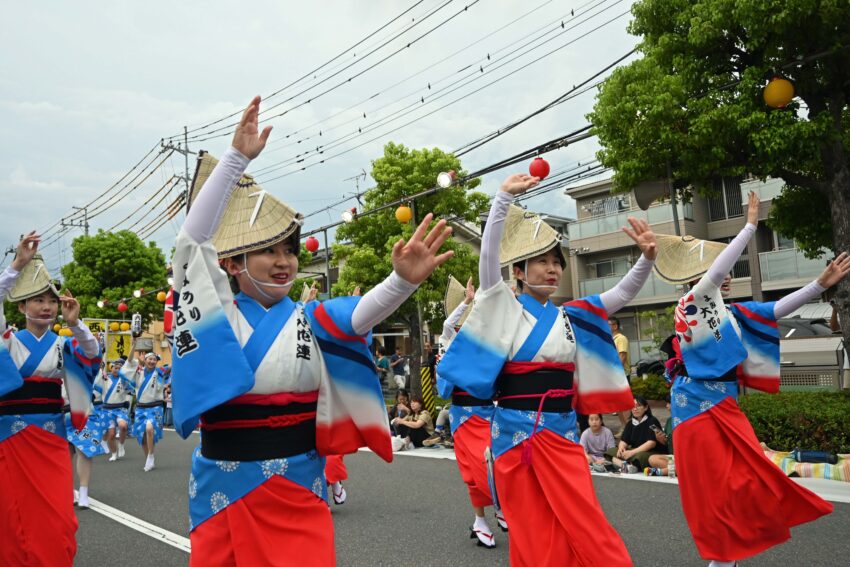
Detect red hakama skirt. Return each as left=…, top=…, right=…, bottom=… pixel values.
left=675, top=397, right=833, bottom=561
left=0, top=425, right=77, bottom=566
left=324, top=455, right=347, bottom=484
left=495, top=429, right=632, bottom=566
left=452, top=415, right=494, bottom=508
left=190, top=474, right=334, bottom=567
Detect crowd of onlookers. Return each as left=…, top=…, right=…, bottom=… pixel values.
left=377, top=345, right=675, bottom=474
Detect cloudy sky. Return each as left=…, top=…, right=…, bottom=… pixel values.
left=0, top=0, right=638, bottom=275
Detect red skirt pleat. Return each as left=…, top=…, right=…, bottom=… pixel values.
left=0, top=425, right=77, bottom=567
left=675, top=396, right=833, bottom=561
left=495, top=429, right=632, bottom=567
left=190, top=474, right=335, bottom=567
left=452, top=415, right=494, bottom=508
left=324, top=455, right=348, bottom=484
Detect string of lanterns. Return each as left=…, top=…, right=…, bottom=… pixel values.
left=95, top=279, right=173, bottom=312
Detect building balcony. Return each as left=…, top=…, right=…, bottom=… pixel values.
left=759, top=248, right=826, bottom=290
left=741, top=177, right=784, bottom=203
left=568, top=202, right=694, bottom=240
left=578, top=272, right=680, bottom=307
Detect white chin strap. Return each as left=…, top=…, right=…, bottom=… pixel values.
left=25, top=314, right=55, bottom=323
left=520, top=260, right=558, bottom=292
left=239, top=253, right=294, bottom=301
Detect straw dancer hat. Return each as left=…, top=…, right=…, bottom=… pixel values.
left=499, top=205, right=564, bottom=267
left=653, top=234, right=728, bottom=284
left=444, top=276, right=471, bottom=326
left=6, top=255, right=60, bottom=302
left=189, top=152, right=303, bottom=259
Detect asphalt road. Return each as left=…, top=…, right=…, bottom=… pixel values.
left=73, top=431, right=850, bottom=566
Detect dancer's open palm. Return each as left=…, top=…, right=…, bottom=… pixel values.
left=392, top=214, right=454, bottom=285
left=232, top=96, right=272, bottom=160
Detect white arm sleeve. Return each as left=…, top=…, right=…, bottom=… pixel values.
left=68, top=320, right=100, bottom=358
left=599, top=255, right=655, bottom=313
left=480, top=191, right=513, bottom=291
left=351, top=271, right=419, bottom=335
left=704, top=223, right=756, bottom=286
left=0, top=267, right=20, bottom=329
left=442, top=301, right=469, bottom=337
left=182, top=147, right=251, bottom=243
left=773, top=280, right=827, bottom=319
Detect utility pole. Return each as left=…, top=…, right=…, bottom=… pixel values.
left=161, top=132, right=195, bottom=212
left=62, top=207, right=89, bottom=236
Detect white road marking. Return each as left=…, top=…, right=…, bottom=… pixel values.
left=87, top=498, right=191, bottom=553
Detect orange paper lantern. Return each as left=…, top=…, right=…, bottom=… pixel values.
left=109, top=322, right=120, bottom=332
left=156, top=291, right=167, bottom=302
left=764, top=76, right=794, bottom=108
left=395, top=205, right=413, bottom=223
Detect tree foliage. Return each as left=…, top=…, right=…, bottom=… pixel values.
left=589, top=0, right=850, bottom=254
left=333, top=143, right=489, bottom=385
left=60, top=230, right=168, bottom=325
left=590, top=0, right=850, bottom=349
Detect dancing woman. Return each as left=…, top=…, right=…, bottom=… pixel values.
left=439, top=175, right=658, bottom=566
left=653, top=192, right=842, bottom=567
left=0, top=234, right=100, bottom=566
left=171, top=96, right=454, bottom=566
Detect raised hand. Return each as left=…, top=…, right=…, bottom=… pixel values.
left=817, top=252, right=850, bottom=289
left=499, top=173, right=540, bottom=196
left=232, top=96, right=272, bottom=160
left=11, top=231, right=40, bottom=271
left=391, top=213, right=454, bottom=285
left=351, top=286, right=361, bottom=297
left=307, top=281, right=318, bottom=303
left=464, top=276, right=475, bottom=304
left=622, top=217, right=657, bottom=260
left=60, top=289, right=81, bottom=327
left=746, top=191, right=760, bottom=225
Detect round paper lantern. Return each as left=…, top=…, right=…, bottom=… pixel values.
left=59, top=328, right=74, bottom=337
left=109, top=322, right=120, bottom=332
left=305, top=236, right=320, bottom=253
left=120, top=322, right=130, bottom=331
left=53, top=323, right=61, bottom=332
left=529, top=157, right=550, bottom=180
left=117, top=302, right=128, bottom=313
left=395, top=205, right=413, bottom=224
left=764, top=76, right=794, bottom=108
left=156, top=291, right=167, bottom=302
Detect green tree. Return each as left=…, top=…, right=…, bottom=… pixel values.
left=637, top=305, right=675, bottom=355
left=590, top=0, right=850, bottom=344
left=333, top=143, right=489, bottom=392
left=60, top=230, right=168, bottom=325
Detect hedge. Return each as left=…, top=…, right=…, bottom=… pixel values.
left=738, top=391, right=850, bottom=453
left=630, top=374, right=670, bottom=401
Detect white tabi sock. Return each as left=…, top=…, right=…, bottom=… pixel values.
left=473, top=515, right=492, bottom=535
left=79, top=486, right=88, bottom=500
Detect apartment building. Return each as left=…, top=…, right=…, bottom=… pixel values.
left=564, top=176, right=828, bottom=364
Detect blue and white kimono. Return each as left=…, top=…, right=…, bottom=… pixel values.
left=100, top=368, right=132, bottom=429
left=171, top=232, right=391, bottom=532
left=122, top=363, right=165, bottom=445
left=64, top=380, right=109, bottom=458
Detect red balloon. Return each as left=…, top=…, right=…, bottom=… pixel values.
left=117, top=302, right=128, bottom=313
left=305, top=236, right=320, bottom=253
left=529, top=157, right=550, bottom=180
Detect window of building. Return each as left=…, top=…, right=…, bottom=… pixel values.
left=775, top=231, right=795, bottom=250
left=707, top=177, right=744, bottom=221
left=587, top=257, right=631, bottom=279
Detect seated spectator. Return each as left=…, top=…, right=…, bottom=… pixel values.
left=580, top=414, right=615, bottom=469
left=388, top=389, right=410, bottom=436
left=422, top=405, right=453, bottom=448
left=391, top=396, right=435, bottom=451
left=605, top=395, right=667, bottom=472
left=645, top=395, right=674, bottom=476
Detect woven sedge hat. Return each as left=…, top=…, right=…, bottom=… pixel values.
left=444, top=275, right=471, bottom=327
left=499, top=205, right=565, bottom=268
left=653, top=234, right=728, bottom=284
left=188, top=152, right=304, bottom=259
left=6, top=254, right=60, bottom=302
